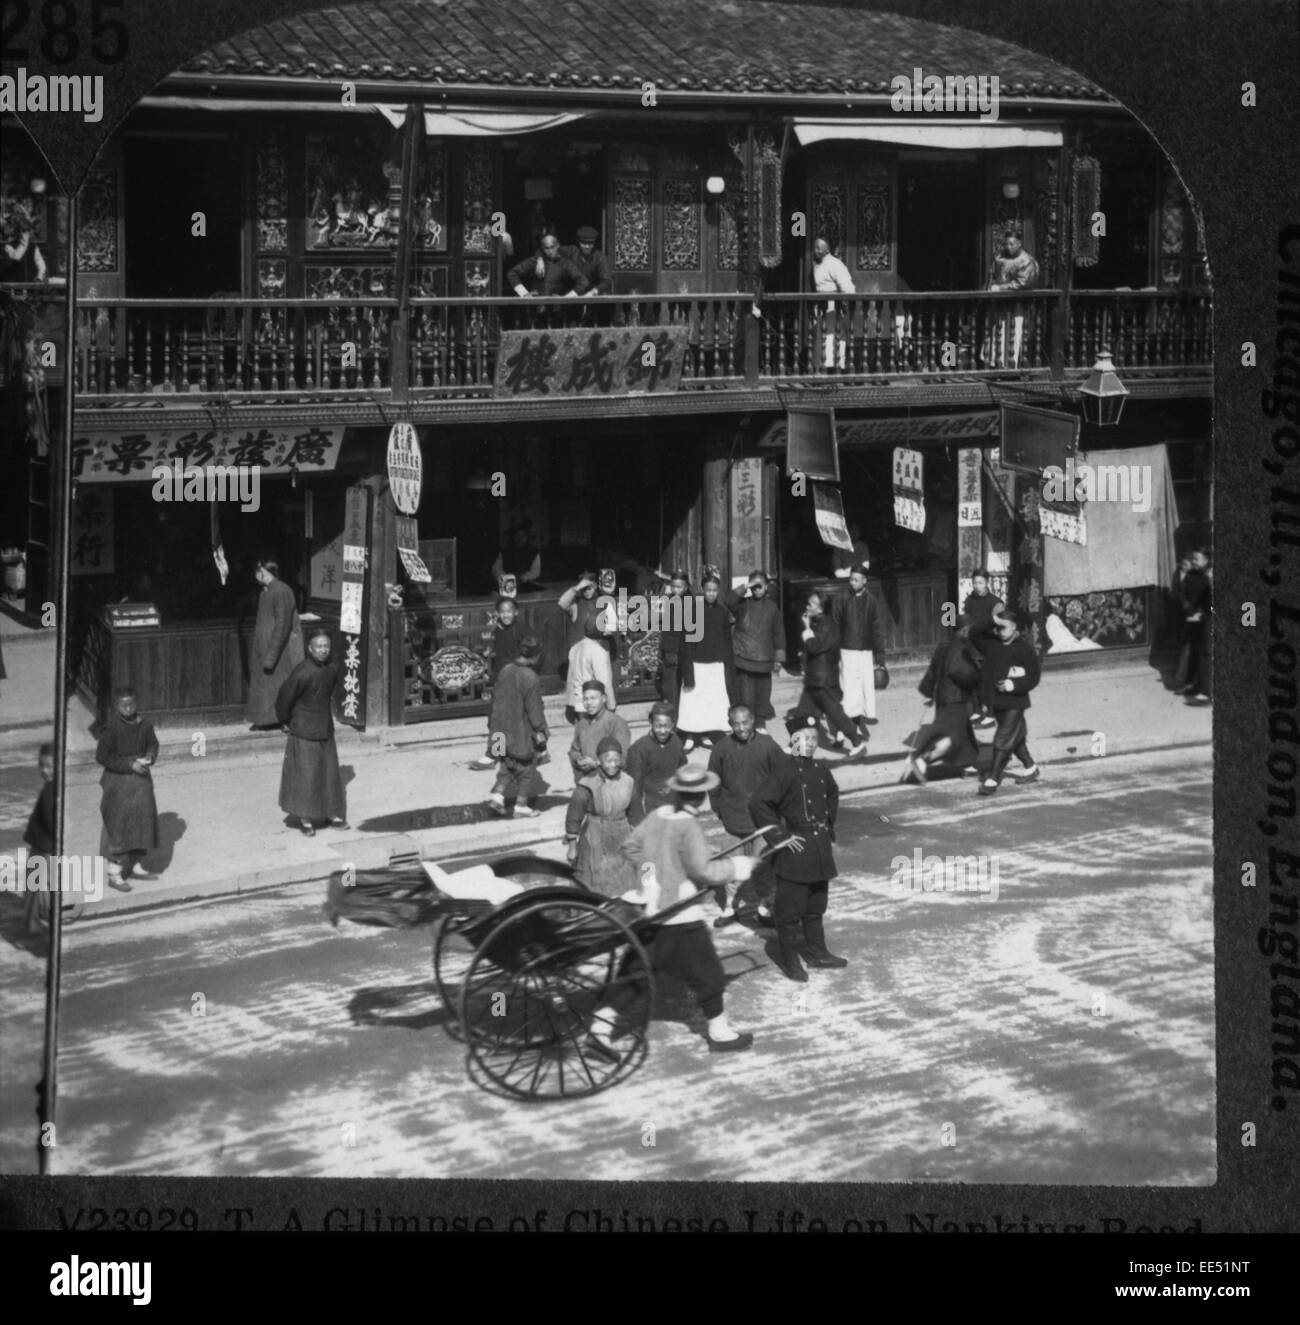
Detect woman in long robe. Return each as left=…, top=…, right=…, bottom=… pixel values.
left=676, top=573, right=735, bottom=750
left=247, top=559, right=304, bottom=730
left=564, top=736, right=636, bottom=896
left=276, top=631, right=347, bottom=835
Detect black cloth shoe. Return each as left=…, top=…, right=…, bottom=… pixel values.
left=775, top=924, right=809, bottom=982
left=803, top=917, right=849, bottom=968
left=707, top=1031, right=755, bottom=1053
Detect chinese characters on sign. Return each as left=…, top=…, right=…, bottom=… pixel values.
left=71, top=488, right=114, bottom=575
left=812, top=482, right=853, bottom=551
left=386, top=422, right=422, bottom=516
left=492, top=327, right=689, bottom=399
left=338, top=486, right=370, bottom=729
left=70, top=426, right=344, bottom=482
left=396, top=515, right=431, bottom=583
left=893, top=446, right=927, bottom=535
left=731, top=458, right=764, bottom=574
left=957, top=446, right=983, bottom=527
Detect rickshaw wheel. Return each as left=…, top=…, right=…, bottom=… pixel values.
left=458, top=897, right=654, bottom=1101
left=431, top=914, right=480, bottom=1042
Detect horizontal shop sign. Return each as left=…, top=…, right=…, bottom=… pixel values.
left=761, top=410, right=998, bottom=450
left=492, top=326, right=688, bottom=400
left=71, top=425, right=344, bottom=483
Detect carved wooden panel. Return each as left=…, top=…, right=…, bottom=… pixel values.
left=256, top=128, right=288, bottom=252
left=305, top=129, right=402, bottom=250
left=811, top=177, right=846, bottom=256
left=1033, top=153, right=1059, bottom=282
left=257, top=258, right=287, bottom=298
left=76, top=169, right=118, bottom=273
left=855, top=162, right=891, bottom=270
left=462, top=141, right=493, bottom=254
left=662, top=176, right=701, bottom=270
left=613, top=176, right=652, bottom=270
left=303, top=265, right=393, bottom=299
left=717, top=167, right=743, bottom=270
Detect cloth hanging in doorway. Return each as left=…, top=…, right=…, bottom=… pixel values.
left=1042, top=444, right=1178, bottom=595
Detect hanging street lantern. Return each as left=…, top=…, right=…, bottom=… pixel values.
left=1079, top=347, right=1130, bottom=427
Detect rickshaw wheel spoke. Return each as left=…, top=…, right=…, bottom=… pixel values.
left=457, top=898, right=654, bottom=1100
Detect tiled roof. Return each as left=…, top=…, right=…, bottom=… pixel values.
left=177, top=0, right=1110, bottom=103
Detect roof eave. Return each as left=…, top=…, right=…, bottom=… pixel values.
left=159, top=70, right=1119, bottom=115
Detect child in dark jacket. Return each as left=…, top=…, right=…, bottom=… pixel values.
left=978, top=607, right=1042, bottom=795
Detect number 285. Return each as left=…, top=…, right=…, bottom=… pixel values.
left=2, top=1, right=129, bottom=64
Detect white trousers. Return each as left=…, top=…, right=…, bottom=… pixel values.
left=839, top=648, right=876, bottom=720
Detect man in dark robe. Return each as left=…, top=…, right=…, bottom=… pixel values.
left=276, top=631, right=348, bottom=835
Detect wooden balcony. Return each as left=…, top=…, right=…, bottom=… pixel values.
left=62, top=289, right=1211, bottom=405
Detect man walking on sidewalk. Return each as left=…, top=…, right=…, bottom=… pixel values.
left=708, top=704, right=783, bottom=925
left=750, top=713, right=848, bottom=983
left=485, top=634, right=549, bottom=819
left=832, top=562, right=886, bottom=739
left=1176, top=548, right=1212, bottom=706
left=978, top=607, right=1042, bottom=796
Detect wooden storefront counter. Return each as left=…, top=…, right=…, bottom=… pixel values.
left=76, top=613, right=341, bottom=727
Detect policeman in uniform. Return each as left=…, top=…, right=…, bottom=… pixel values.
left=749, top=712, right=847, bottom=982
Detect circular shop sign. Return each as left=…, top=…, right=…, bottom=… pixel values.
left=387, top=422, right=423, bottom=516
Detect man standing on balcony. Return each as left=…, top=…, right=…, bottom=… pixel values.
left=507, top=230, right=589, bottom=299
left=985, top=231, right=1039, bottom=369
left=812, top=237, right=855, bottom=373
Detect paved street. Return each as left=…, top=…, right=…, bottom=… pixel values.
left=0, top=744, right=1213, bottom=1185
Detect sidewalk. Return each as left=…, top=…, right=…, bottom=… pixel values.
left=1, top=622, right=1211, bottom=917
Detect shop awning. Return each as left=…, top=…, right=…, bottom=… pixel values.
left=374, top=106, right=589, bottom=135
left=138, top=99, right=587, bottom=137
left=791, top=119, right=1063, bottom=150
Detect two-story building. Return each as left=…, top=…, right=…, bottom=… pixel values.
left=0, top=0, right=1212, bottom=731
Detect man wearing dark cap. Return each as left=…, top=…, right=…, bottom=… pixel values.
left=485, top=634, right=549, bottom=818
left=723, top=570, right=785, bottom=730
left=708, top=703, right=783, bottom=925
left=750, top=712, right=847, bottom=982
left=568, top=679, right=632, bottom=782
left=507, top=230, right=589, bottom=298
left=567, top=226, right=612, bottom=296
left=625, top=701, right=688, bottom=825
left=584, top=763, right=759, bottom=1057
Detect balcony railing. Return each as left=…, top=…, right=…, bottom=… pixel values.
left=61, top=289, right=1211, bottom=401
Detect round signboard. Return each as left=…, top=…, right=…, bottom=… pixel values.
left=387, top=422, right=422, bottom=515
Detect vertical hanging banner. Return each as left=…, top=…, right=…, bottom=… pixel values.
left=892, top=446, right=926, bottom=534
left=812, top=482, right=853, bottom=550
left=956, top=446, right=984, bottom=609
left=338, top=485, right=371, bottom=729
left=731, top=457, right=764, bottom=574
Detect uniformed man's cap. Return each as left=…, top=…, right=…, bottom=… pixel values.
left=785, top=713, right=819, bottom=735
left=576, top=226, right=599, bottom=242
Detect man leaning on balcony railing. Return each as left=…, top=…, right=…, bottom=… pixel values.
left=507, top=231, right=590, bottom=299
left=812, top=237, right=855, bottom=373
left=984, top=230, right=1039, bottom=369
